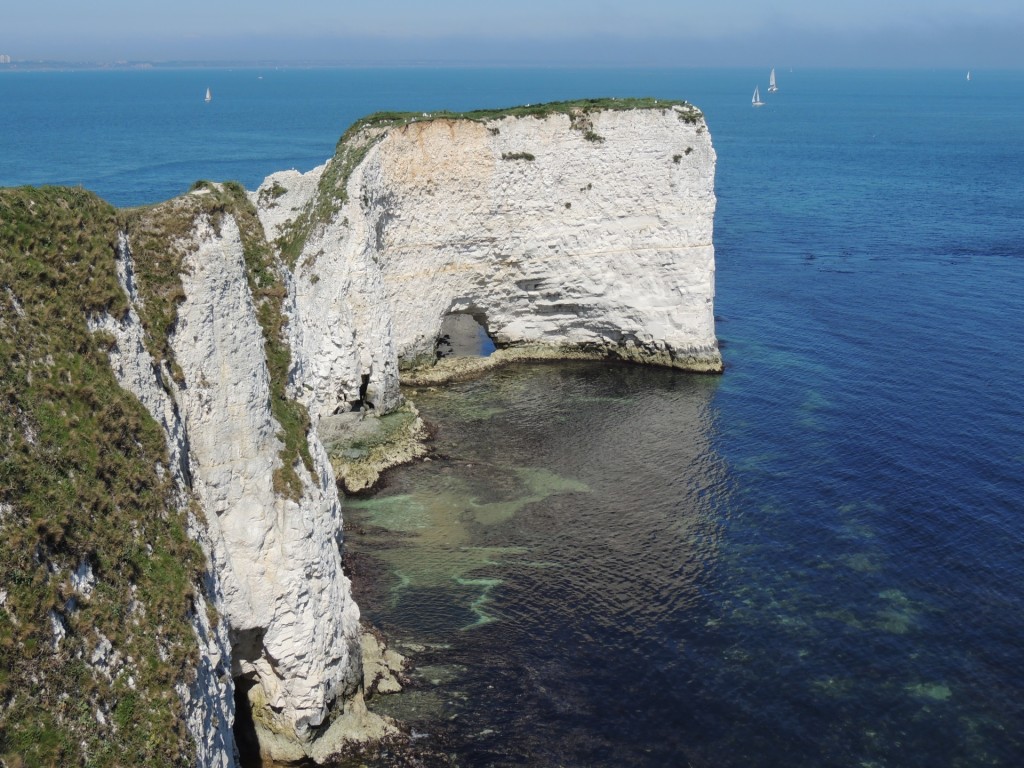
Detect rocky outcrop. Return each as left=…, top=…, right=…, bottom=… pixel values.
left=169, top=215, right=372, bottom=761
left=79, top=100, right=718, bottom=765
left=270, top=101, right=719, bottom=425
left=99, top=213, right=381, bottom=764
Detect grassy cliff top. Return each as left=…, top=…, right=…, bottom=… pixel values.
left=0, top=186, right=204, bottom=766
left=276, top=97, right=703, bottom=267
left=343, top=96, right=702, bottom=138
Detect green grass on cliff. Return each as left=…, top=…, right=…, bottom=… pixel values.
left=351, top=96, right=702, bottom=128
left=276, top=121, right=385, bottom=267
left=126, top=181, right=316, bottom=500
left=0, top=186, right=203, bottom=766
left=0, top=180, right=320, bottom=764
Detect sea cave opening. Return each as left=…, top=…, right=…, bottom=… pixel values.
left=435, top=312, right=496, bottom=359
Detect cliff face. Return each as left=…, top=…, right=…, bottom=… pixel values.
left=113, top=215, right=367, bottom=762
left=0, top=101, right=719, bottom=767
left=89, top=233, right=238, bottom=767
left=101, top=189, right=381, bottom=765
left=272, top=101, right=720, bottom=423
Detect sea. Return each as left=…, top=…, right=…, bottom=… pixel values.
left=2, top=67, right=1023, bottom=767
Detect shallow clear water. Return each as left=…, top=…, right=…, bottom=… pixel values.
left=343, top=69, right=1024, bottom=766
left=347, top=363, right=727, bottom=765
left=3, top=67, right=1024, bottom=766
left=347, top=354, right=1022, bottom=766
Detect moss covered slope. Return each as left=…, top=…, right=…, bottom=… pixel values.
left=125, top=181, right=315, bottom=500
left=0, top=187, right=203, bottom=766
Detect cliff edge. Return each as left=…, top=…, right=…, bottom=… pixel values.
left=0, top=99, right=719, bottom=767
left=268, top=98, right=720, bottom=426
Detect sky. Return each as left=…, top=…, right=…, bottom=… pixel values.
left=2, top=0, right=1023, bottom=68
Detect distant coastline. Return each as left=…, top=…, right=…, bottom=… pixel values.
left=0, top=59, right=693, bottom=72
left=3, top=60, right=1018, bottom=73
left=0, top=60, right=445, bottom=72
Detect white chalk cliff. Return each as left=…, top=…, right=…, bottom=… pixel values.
left=272, top=103, right=719, bottom=422
left=103, top=101, right=719, bottom=765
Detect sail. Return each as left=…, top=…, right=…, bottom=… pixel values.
left=769, top=68, right=778, bottom=92
left=752, top=86, right=764, bottom=106
left=205, top=87, right=212, bottom=102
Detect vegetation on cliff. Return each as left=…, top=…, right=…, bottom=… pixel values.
left=276, top=122, right=385, bottom=268
left=126, top=181, right=316, bottom=499
left=0, top=180, right=319, bottom=765
left=275, top=97, right=703, bottom=269
left=351, top=96, right=702, bottom=128
left=0, top=187, right=203, bottom=766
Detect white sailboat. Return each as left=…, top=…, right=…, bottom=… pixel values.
left=752, top=86, right=765, bottom=107
left=768, top=67, right=778, bottom=93
left=205, top=87, right=212, bottom=103
left=966, top=71, right=972, bottom=81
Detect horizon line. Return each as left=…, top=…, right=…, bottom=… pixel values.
left=0, top=59, right=1010, bottom=72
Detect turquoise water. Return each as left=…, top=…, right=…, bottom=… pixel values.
left=3, top=68, right=1024, bottom=765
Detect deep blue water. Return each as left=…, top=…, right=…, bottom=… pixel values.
left=3, top=68, right=1024, bottom=766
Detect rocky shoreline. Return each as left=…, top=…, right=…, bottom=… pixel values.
left=400, top=342, right=722, bottom=388
left=320, top=404, right=430, bottom=494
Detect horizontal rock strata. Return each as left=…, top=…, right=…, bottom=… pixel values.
left=271, top=101, right=721, bottom=425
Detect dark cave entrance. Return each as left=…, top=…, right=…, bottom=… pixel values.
left=435, top=312, right=497, bottom=359
left=232, top=675, right=262, bottom=768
